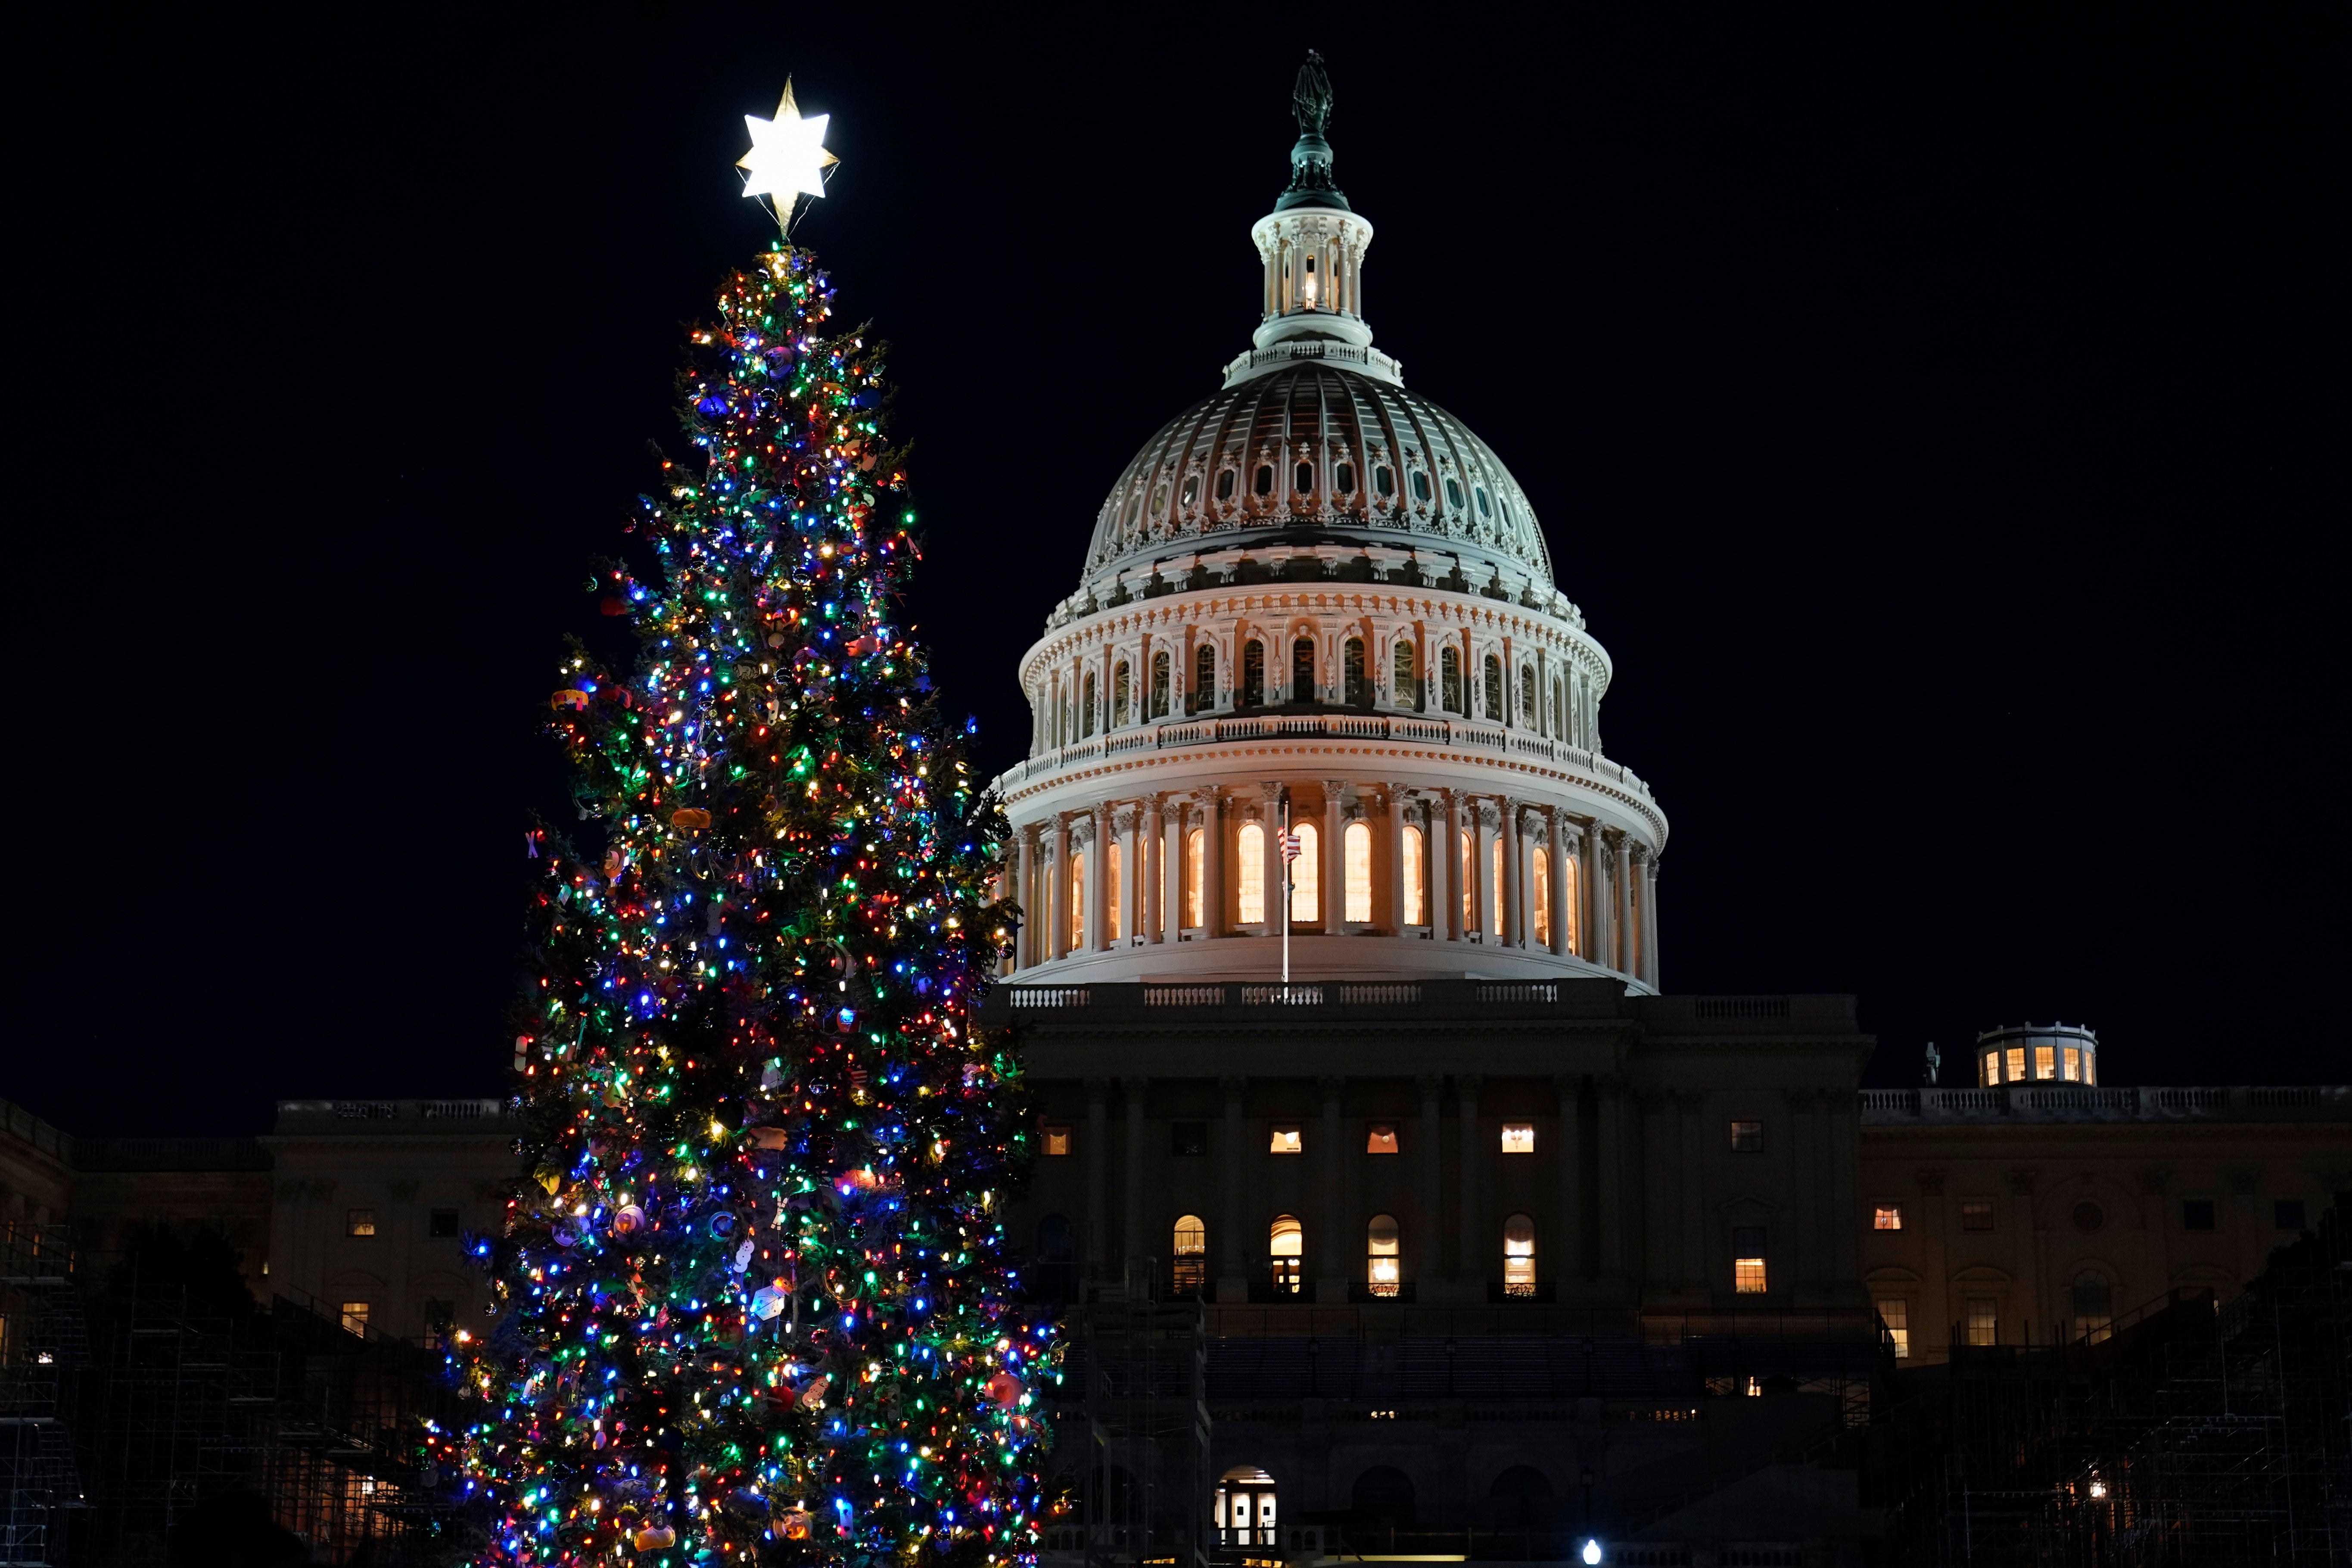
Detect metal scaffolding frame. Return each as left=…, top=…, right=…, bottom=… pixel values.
left=1879, top=1193, right=2351, bottom=1565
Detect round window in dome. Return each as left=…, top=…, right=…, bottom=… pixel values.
left=2073, top=1201, right=2105, bottom=1234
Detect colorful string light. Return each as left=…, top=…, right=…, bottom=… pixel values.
left=434, top=243, right=1050, bottom=1567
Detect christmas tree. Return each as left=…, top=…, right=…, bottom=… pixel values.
left=433, top=122, right=1052, bottom=1565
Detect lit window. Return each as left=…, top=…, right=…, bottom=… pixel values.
left=1733, top=1226, right=1767, bottom=1294
left=1562, top=854, right=1579, bottom=951
left=1966, top=1297, right=1998, bottom=1347
left=346, top=1209, right=377, bottom=1238
left=1500, top=1123, right=1535, bottom=1154
left=429, top=1207, right=460, bottom=1238
left=1344, top=821, right=1372, bottom=923
left=1107, top=842, right=1123, bottom=940
left=339, top=1301, right=371, bottom=1335
left=2035, top=1045, right=2054, bottom=1080
left=1269, top=1125, right=1303, bottom=1155
left=2006, top=1046, right=2025, bottom=1082
left=1402, top=826, right=1426, bottom=926
left=1291, top=822, right=1320, bottom=923
left=2275, top=1198, right=2306, bottom=1230
left=1503, top=1213, right=1536, bottom=1297
left=1979, top=1054, right=1996, bottom=1087
left=1172, top=1216, right=1207, bottom=1296
left=1366, top=1213, right=1400, bottom=1297
left=2181, top=1199, right=2215, bottom=1231
left=1365, top=1124, right=1399, bottom=1155
left=1269, top=1215, right=1304, bottom=1294
left=1042, top=1125, right=1071, bottom=1157
left=1730, top=1121, right=1764, bottom=1153
left=1532, top=849, right=1551, bottom=947
left=1489, top=837, right=1503, bottom=935
left=1185, top=828, right=1204, bottom=927
left=1962, top=1201, right=1994, bottom=1232
left=1876, top=1298, right=1910, bottom=1359
left=2081, top=1052, right=2096, bottom=1086
left=2062, top=1047, right=2080, bottom=1081
left=1068, top=851, right=1085, bottom=949
left=1873, top=1205, right=1903, bottom=1231
left=1237, top=824, right=1266, bottom=923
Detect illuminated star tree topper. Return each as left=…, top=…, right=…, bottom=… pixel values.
left=737, top=78, right=838, bottom=235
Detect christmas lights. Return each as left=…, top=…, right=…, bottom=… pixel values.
left=437, top=240, right=1049, bottom=1568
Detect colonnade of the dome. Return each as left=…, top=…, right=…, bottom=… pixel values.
left=997, top=773, right=1660, bottom=989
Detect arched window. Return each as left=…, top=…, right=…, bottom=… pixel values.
left=1503, top=1213, right=1536, bottom=1297
left=1562, top=853, right=1579, bottom=953
left=1172, top=1215, right=1207, bottom=1296
left=1440, top=646, right=1463, bottom=713
left=1366, top=1213, right=1400, bottom=1297
left=1402, top=825, right=1426, bottom=926
left=1393, top=641, right=1418, bottom=710
left=1068, top=851, right=1086, bottom=949
left=1459, top=829, right=1475, bottom=933
left=1344, top=637, right=1367, bottom=706
left=1194, top=643, right=1216, bottom=713
left=1532, top=849, right=1551, bottom=948
left=1107, top=842, right=1123, bottom=940
left=1242, top=641, right=1265, bottom=708
left=1290, top=822, right=1320, bottom=924
left=1482, top=655, right=1503, bottom=721
left=1113, top=661, right=1131, bottom=728
left=1269, top=1215, right=1304, bottom=1295
left=2073, top=1271, right=2114, bottom=1341
left=1185, top=828, right=1205, bottom=928
left=1150, top=651, right=1170, bottom=719
left=1082, top=672, right=1097, bottom=737
left=1237, top=824, right=1266, bottom=924
left=1291, top=637, right=1316, bottom=703
left=1344, top=821, right=1372, bottom=923
left=1519, top=665, right=1535, bottom=726
left=1490, top=837, right=1504, bottom=938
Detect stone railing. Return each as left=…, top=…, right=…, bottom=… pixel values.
left=1859, top=1085, right=2349, bottom=1124
left=995, top=713, right=1654, bottom=803
left=273, top=1098, right=516, bottom=1130
left=983, top=983, right=1855, bottom=1032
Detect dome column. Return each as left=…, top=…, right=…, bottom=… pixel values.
left=1086, top=805, right=1111, bottom=952
left=1385, top=783, right=1408, bottom=934
left=1436, top=791, right=1461, bottom=943
left=1259, top=783, right=1286, bottom=934
left=1641, top=852, right=1663, bottom=988
left=1203, top=791, right=1226, bottom=938
left=1154, top=795, right=1178, bottom=943
left=1116, top=804, right=1142, bottom=946
left=1613, top=831, right=1633, bottom=975
left=1321, top=780, right=1345, bottom=930
left=1499, top=799, right=1521, bottom=947
left=1014, top=827, right=1037, bottom=970
left=1048, top=818, right=1072, bottom=962
left=1580, top=821, right=1605, bottom=964
left=1547, top=807, right=1572, bottom=958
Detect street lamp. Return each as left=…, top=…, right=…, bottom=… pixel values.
left=1580, top=1540, right=1603, bottom=1566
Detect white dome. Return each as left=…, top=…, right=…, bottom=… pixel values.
left=1082, top=365, right=1554, bottom=594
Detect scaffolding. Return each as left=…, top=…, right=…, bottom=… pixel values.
left=0, top=1226, right=462, bottom=1565
left=1879, top=1192, right=2351, bottom=1565
left=1045, top=1260, right=1211, bottom=1568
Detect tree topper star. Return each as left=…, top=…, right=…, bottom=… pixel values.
left=737, top=80, right=837, bottom=209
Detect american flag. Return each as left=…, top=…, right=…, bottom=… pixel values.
left=1280, top=831, right=1302, bottom=862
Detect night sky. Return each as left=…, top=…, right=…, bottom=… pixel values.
left=13, top=7, right=2340, bottom=1135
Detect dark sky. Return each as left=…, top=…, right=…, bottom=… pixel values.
left=12, top=6, right=2340, bottom=1135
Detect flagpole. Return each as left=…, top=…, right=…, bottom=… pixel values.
left=1280, top=800, right=1291, bottom=994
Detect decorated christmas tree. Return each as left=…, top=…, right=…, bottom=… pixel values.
left=433, top=89, right=1053, bottom=1567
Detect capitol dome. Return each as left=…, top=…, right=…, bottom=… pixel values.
left=1083, top=365, right=1555, bottom=592
left=992, top=54, right=1666, bottom=993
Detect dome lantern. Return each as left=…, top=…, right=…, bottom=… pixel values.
left=1229, top=53, right=1401, bottom=389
